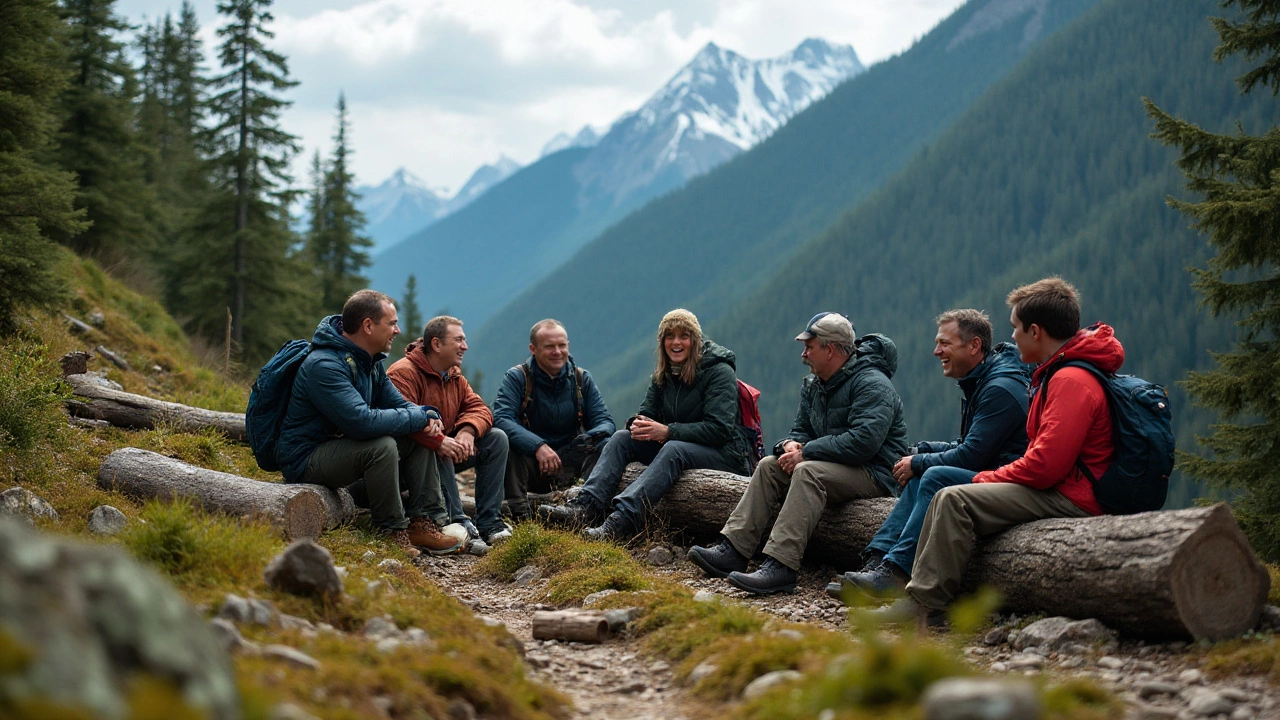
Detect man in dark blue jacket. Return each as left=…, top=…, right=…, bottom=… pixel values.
left=828, top=309, right=1029, bottom=598
left=492, top=319, right=615, bottom=521
left=277, top=290, right=462, bottom=558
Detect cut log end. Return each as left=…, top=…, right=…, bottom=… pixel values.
left=1171, top=505, right=1271, bottom=641
left=280, top=492, right=327, bottom=541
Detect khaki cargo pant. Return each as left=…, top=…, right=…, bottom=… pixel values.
left=721, top=455, right=889, bottom=571
left=906, top=482, right=1090, bottom=610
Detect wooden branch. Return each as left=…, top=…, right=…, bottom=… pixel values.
left=97, top=448, right=359, bottom=540
left=531, top=611, right=609, bottom=643
left=94, top=345, right=132, bottom=372
left=64, top=373, right=246, bottom=440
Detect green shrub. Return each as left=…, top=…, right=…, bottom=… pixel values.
left=0, top=341, right=67, bottom=451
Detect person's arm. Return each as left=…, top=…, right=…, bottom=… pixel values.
left=665, top=364, right=737, bottom=447
left=306, top=355, right=427, bottom=439
left=453, top=375, right=493, bottom=437
left=579, top=370, right=616, bottom=438
left=801, top=375, right=898, bottom=465
left=630, top=380, right=662, bottom=427
left=912, top=383, right=1026, bottom=474
left=492, top=367, right=549, bottom=456
left=973, top=370, right=1104, bottom=487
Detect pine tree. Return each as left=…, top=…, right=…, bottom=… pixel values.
left=1146, top=0, right=1280, bottom=558
left=0, top=0, right=87, bottom=331
left=392, top=273, right=421, bottom=358
left=309, top=92, right=372, bottom=312
left=172, top=0, right=311, bottom=364
left=54, top=0, right=157, bottom=259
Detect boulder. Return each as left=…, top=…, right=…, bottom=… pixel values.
left=263, top=540, right=343, bottom=600
left=742, top=669, right=803, bottom=700
left=922, top=678, right=1040, bottom=720
left=1013, top=617, right=1115, bottom=651
left=217, top=593, right=277, bottom=626
left=0, top=487, right=58, bottom=525
left=87, top=505, right=128, bottom=535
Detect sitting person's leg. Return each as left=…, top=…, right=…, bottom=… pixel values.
left=503, top=451, right=538, bottom=521
left=471, top=428, right=511, bottom=541
left=688, top=454, right=787, bottom=578
left=608, top=440, right=726, bottom=528
left=538, top=429, right=658, bottom=527
left=305, top=436, right=407, bottom=531
left=882, top=466, right=976, bottom=577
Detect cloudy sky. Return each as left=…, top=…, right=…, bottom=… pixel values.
left=116, top=0, right=966, bottom=193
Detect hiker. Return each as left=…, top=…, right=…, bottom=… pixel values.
left=387, top=316, right=511, bottom=551
left=276, top=290, right=462, bottom=558
left=873, top=278, right=1117, bottom=626
left=537, top=309, right=751, bottom=542
left=492, top=319, right=616, bottom=522
left=687, top=312, right=909, bottom=595
left=828, top=309, right=1030, bottom=599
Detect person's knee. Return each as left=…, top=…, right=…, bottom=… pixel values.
left=932, top=485, right=968, bottom=514
left=368, top=436, right=398, bottom=461
left=485, top=427, right=509, bottom=451
left=919, top=466, right=956, bottom=495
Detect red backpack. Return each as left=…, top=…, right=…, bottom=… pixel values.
left=737, top=380, right=765, bottom=472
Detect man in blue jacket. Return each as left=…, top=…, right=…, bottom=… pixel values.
left=828, top=309, right=1029, bottom=599
left=493, top=319, right=615, bottom=521
left=277, top=290, right=462, bottom=558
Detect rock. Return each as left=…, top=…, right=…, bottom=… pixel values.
left=377, top=558, right=403, bottom=572
left=271, top=702, right=321, bottom=720
left=1005, top=654, right=1044, bottom=671
left=208, top=618, right=257, bottom=654
left=1230, top=708, right=1253, bottom=720
left=1256, top=604, right=1280, bottom=632
left=1218, top=688, right=1252, bottom=704
left=742, top=670, right=803, bottom=700
left=513, top=565, right=542, bottom=586
left=1013, top=617, right=1115, bottom=652
left=88, top=310, right=106, bottom=327
left=262, top=644, right=321, bottom=670
left=989, top=662, right=1009, bottom=673
left=775, top=628, right=805, bottom=641
left=1185, top=688, right=1235, bottom=716
left=921, top=678, right=1040, bottom=720
left=604, top=607, right=640, bottom=632
left=693, top=590, right=717, bottom=603
left=1058, top=642, right=1089, bottom=656
left=647, top=546, right=674, bottom=565
left=689, top=661, right=718, bottom=685
left=1178, top=669, right=1206, bottom=686
left=467, top=538, right=490, bottom=556
left=0, top=518, right=238, bottom=718
left=477, top=615, right=504, bottom=628
left=619, top=680, right=647, bottom=694
left=361, top=550, right=377, bottom=562
left=0, top=487, right=58, bottom=525
left=984, top=627, right=1009, bottom=646
left=1135, top=706, right=1178, bottom=720
left=375, top=638, right=402, bottom=653
left=1096, top=656, right=1126, bottom=670
left=649, top=661, right=670, bottom=673
left=365, top=580, right=386, bottom=596
left=404, top=627, right=431, bottom=646
left=1137, top=681, right=1180, bottom=700
left=87, top=505, right=128, bottom=535
left=583, top=588, right=618, bottom=606
left=60, top=351, right=91, bottom=376
left=526, top=652, right=552, bottom=669
left=447, top=698, right=477, bottom=720
left=363, top=616, right=402, bottom=640
left=217, top=593, right=276, bottom=626
left=278, top=614, right=314, bottom=631
left=1058, top=657, right=1084, bottom=669
left=263, top=540, right=343, bottom=599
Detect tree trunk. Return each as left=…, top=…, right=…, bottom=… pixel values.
left=97, top=448, right=359, bottom=540
left=531, top=611, right=609, bottom=643
left=64, top=373, right=246, bottom=440
left=612, top=465, right=1267, bottom=640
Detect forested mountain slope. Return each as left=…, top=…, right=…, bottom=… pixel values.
left=709, top=0, right=1273, bottom=507
left=466, top=0, right=1102, bottom=398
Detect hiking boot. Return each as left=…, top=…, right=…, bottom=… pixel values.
left=841, top=560, right=908, bottom=599
left=857, top=548, right=886, bottom=572
left=408, top=517, right=464, bottom=556
left=581, top=511, right=640, bottom=544
left=483, top=524, right=513, bottom=545
left=687, top=539, right=748, bottom=579
left=726, top=557, right=797, bottom=595
left=860, top=596, right=948, bottom=630
left=381, top=529, right=422, bottom=560
left=537, top=497, right=606, bottom=529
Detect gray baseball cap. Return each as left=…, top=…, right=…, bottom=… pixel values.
left=796, top=312, right=855, bottom=345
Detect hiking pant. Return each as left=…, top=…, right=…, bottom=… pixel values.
left=303, top=435, right=438, bottom=531
left=438, top=428, right=509, bottom=536
left=505, top=440, right=604, bottom=519
left=578, top=428, right=738, bottom=525
left=906, top=482, right=1091, bottom=610
left=865, top=466, right=976, bottom=575
left=720, top=455, right=889, bottom=571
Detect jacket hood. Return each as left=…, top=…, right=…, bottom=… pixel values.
left=852, top=333, right=898, bottom=379
left=311, top=315, right=383, bottom=364
left=967, top=342, right=1032, bottom=386
left=404, top=339, right=451, bottom=380
left=1033, top=322, right=1125, bottom=385
left=698, top=340, right=736, bottom=371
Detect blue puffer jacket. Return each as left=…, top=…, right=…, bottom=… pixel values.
left=911, top=342, right=1031, bottom=475
left=277, top=316, right=431, bottom=482
left=492, top=357, right=615, bottom=457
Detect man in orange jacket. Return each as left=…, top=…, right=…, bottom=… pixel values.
left=388, top=315, right=511, bottom=551
left=872, top=277, right=1117, bottom=626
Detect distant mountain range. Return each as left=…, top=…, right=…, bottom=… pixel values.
left=367, top=36, right=864, bottom=324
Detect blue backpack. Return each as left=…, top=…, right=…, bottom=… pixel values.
left=245, top=339, right=311, bottom=472
left=1047, top=360, right=1174, bottom=515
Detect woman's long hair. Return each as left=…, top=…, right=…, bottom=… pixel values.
left=653, top=308, right=703, bottom=386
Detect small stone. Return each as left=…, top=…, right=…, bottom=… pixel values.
left=775, top=628, right=805, bottom=641
left=1006, top=654, right=1044, bottom=670
left=477, top=615, right=503, bottom=628
left=921, top=678, right=1040, bottom=720
left=361, top=550, right=377, bottom=561
left=467, top=538, right=489, bottom=556
left=604, top=607, right=640, bottom=632
left=88, top=310, right=106, bottom=328
left=1218, top=688, right=1251, bottom=704
left=1230, top=708, right=1253, bottom=720
left=208, top=618, right=255, bottom=654
left=693, top=590, right=717, bottom=603
left=372, top=696, right=393, bottom=714
left=261, top=644, right=320, bottom=670
left=989, top=662, right=1009, bottom=673
left=363, top=616, right=401, bottom=639
left=216, top=594, right=276, bottom=626
left=817, top=711, right=835, bottom=720
left=375, top=638, right=402, bottom=653
left=1058, top=657, right=1085, bottom=669
left=983, top=627, right=1009, bottom=646
left=583, top=588, right=618, bottom=606
left=0, top=487, right=59, bottom=525
left=513, top=565, right=542, bottom=587
left=742, top=670, right=803, bottom=700
left=1137, top=681, right=1180, bottom=700
left=647, top=546, right=674, bottom=566
left=1099, top=671, right=1122, bottom=683
left=619, top=680, right=647, bottom=694
left=270, top=702, right=321, bottom=720
left=1097, top=656, right=1126, bottom=670
left=1178, top=669, right=1206, bottom=687
left=526, top=652, right=552, bottom=669
left=377, top=558, right=403, bottom=572
left=1186, top=688, right=1235, bottom=716
left=689, top=661, right=718, bottom=685
left=86, top=505, right=127, bottom=535
left=277, top=614, right=314, bottom=631
left=365, top=580, right=386, bottom=596
left=1014, top=617, right=1115, bottom=652
left=447, top=698, right=476, bottom=720
left=263, top=540, right=343, bottom=599
left=1057, top=642, right=1089, bottom=656
left=648, top=661, right=670, bottom=673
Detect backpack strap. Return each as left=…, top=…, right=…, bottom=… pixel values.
left=1044, top=359, right=1109, bottom=485
left=518, top=361, right=534, bottom=428
left=572, top=362, right=585, bottom=430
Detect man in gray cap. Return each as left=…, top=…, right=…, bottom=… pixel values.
left=687, top=312, right=909, bottom=594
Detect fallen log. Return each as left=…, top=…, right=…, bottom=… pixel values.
left=611, top=465, right=1267, bottom=640
left=531, top=611, right=609, bottom=643
left=98, top=448, right=359, bottom=540
left=94, top=345, right=132, bottom=372
left=64, top=373, right=246, bottom=440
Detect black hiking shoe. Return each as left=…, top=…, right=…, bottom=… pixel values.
left=857, top=548, right=886, bottom=572
left=536, top=497, right=605, bottom=529
left=687, top=539, right=748, bottom=579
left=841, top=560, right=908, bottom=599
left=581, top=511, right=640, bottom=544
left=860, top=596, right=948, bottom=630
left=726, top=557, right=797, bottom=595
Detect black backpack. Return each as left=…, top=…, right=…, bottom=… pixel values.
left=245, top=339, right=311, bottom=471
left=1044, top=360, right=1174, bottom=514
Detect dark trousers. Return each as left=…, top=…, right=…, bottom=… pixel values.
left=505, top=440, right=603, bottom=518
left=436, top=428, right=509, bottom=536
left=303, top=435, right=438, bottom=531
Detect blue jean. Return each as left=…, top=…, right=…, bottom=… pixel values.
left=866, top=465, right=977, bottom=575
left=437, top=428, right=509, bottom=536
left=579, top=428, right=737, bottom=524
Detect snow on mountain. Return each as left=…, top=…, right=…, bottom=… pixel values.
left=356, top=168, right=450, bottom=254
left=449, top=155, right=522, bottom=211
left=575, top=37, right=864, bottom=207
left=540, top=125, right=603, bottom=158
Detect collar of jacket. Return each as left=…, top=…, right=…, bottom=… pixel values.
left=406, top=340, right=456, bottom=382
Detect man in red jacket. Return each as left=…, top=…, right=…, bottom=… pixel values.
left=873, top=277, right=1118, bottom=626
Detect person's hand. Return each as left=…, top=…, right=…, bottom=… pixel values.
left=780, top=440, right=803, bottom=455
left=455, top=429, right=477, bottom=458
left=893, top=455, right=915, bottom=487
left=630, top=416, right=670, bottom=442
left=436, top=435, right=468, bottom=463
left=535, top=444, right=562, bottom=475
left=422, top=418, right=444, bottom=437
left=777, top=446, right=805, bottom=474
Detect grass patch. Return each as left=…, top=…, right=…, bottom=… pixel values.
left=1203, top=635, right=1280, bottom=681
left=1041, top=678, right=1121, bottom=719
left=477, top=522, right=650, bottom=603
left=0, top=337, right=69, bottom=452
left=1267, top=564, right=1280, bottom=606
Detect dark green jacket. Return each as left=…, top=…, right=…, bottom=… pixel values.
left=779, top=333, right=910, bottom=494
left=634, top=340, right=750, bottom=474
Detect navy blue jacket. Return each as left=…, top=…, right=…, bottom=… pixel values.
left=910, top=342, right=1031, bottom=476
left=493, top=357, right=615, bottom=457
left=277, top=316, right=432, bottom=482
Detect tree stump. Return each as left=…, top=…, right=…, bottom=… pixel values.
left=531, top=611, right=609, bottom=643
left=64, top=373, right=246, bottom=440
left=98, top=448, right=358, bottom=540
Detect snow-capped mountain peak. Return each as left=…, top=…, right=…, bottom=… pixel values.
left=540, top=125, right=603, bottom=158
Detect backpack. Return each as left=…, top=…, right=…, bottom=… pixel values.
left=1045, top=360, right=1173, bottom=514
left=517, top=360, right=585, bottom=430
left=737, top=380, right=765, bottom=472
left=245, top=339, right=312, bottom=472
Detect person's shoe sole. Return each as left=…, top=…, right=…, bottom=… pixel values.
left=725, top=572, right=796, bottom=596
left=421, top=539, right=464, bottom=556
left=687, top=546, right=742, bottom=579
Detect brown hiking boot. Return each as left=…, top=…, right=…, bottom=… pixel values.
left=408, top=516, right=463, bottom=556
left=382, top=529, right=422, bottom=560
